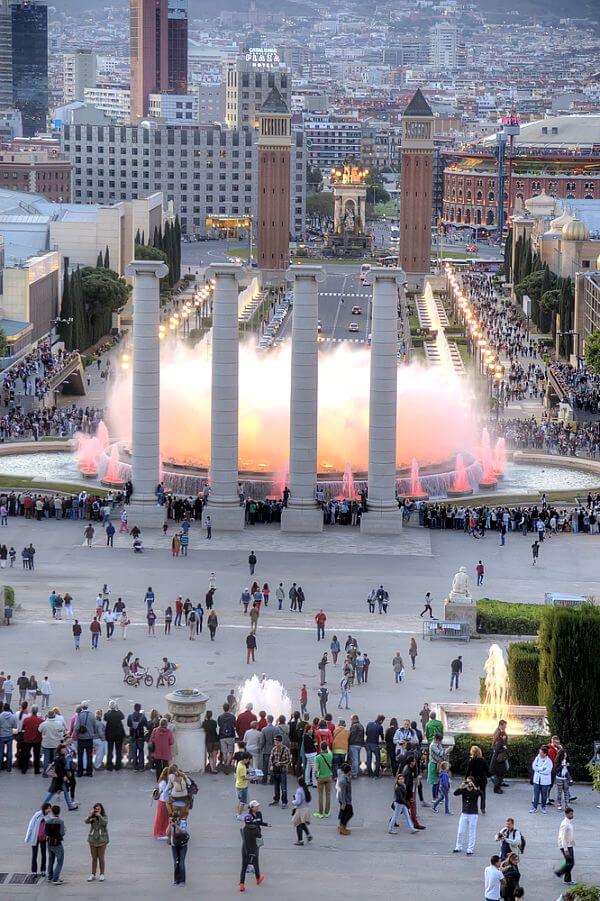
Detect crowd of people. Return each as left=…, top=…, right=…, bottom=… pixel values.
left=550, top=362, right=600, bottom=416
left=1, top=345, right=81, bottom=409
left=0, top=404, right=105, bottom=443
left=490, top=415, right=600, bottom=461
left=412, top=499, right=600, bottom=536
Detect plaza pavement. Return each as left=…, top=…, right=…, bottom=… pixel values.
left=1, top=517, right=599, bottom=898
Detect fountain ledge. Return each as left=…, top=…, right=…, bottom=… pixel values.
left=436, top=701, right=548, bottom=749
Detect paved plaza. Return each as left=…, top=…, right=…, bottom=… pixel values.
left=1, top=518, right=599, bottom=898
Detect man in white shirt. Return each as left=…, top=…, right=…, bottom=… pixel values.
left=484, top=855, right=505, bottom=901
left=40, top=677, right=52, bottom=709
left=555, top=807, right=575, bottom=886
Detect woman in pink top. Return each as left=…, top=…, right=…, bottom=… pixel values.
left=149, top=718, right=174, bottom=779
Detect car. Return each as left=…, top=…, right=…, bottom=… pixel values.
left=351, top=305, right=362, bottom=315
left=317, top=320, right=322, bottom=332
left=348, top=322, right=359, bottom=333
left=466, top=244, right=478, bottom=253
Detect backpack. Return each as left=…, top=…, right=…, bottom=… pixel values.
left=519, top=833, right=526, bottom=854
left=130, top=714, right=144, bottom=739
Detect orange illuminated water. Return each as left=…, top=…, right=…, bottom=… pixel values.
left=470, top=644, right=524, bottom=735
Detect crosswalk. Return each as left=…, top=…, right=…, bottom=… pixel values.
left=318, top=336, right=366, bottom=344
left=319, top=292, right=370, bottom=299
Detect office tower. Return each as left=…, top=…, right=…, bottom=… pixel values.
left=0, top=0, right=12, bottom=109
left=429, top=22, right=461, bottom=69
left=11, top=0, right=48, bottom=136
left=130, top=0, right=168, bottom=120
left=399, top=88, right=434, bottom=277
left=256, top=87, right=291, bottom=276
left=168, top=0, right=187, bottom=95
left=224, top=51, right=290, bottom=130
left=63, top=49, right=97, bottom=104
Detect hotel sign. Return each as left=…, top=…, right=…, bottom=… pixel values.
left=245, top=47, right=281, bottom=69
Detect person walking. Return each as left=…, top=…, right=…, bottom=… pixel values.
left=318, top=653, right=328, bottom=686
left=531, top=540, right=540, bottom=566
left=275, top=583, right=284, bottom=610
left=239, top=811, right=265, bottom=892
left=86, top=803, right=109, bottom=882
left=365, top=715, right=385, bottom=779
left=204, top=515, right=212, bottom=539
left=419, top=592, right=434, bottom=618
left=42, top=746, right=78, bottom=811
left=207, top=609, right=218, bottom=641
left=336, top=763, right=353, bottom=835
left=45, top=805, right=66, bottom=885
left=168, top=816, right=190, bottom=886
left=291, top=777, right=313, bottom=846
left=25, top=803, right=51, bottom=877
left=338, top=674, right=350, bottom=710
left=72, top=620, right=82, bottom=651
left=432, top=761, right=452, bottom=814
left=409, top=638, right=418, bottom=670
left=476, top=560, right=485, bottom=586
left=315, top=610, right=327, bottom=641
left=388, top=772, right=415, bottom=834
left=554, top=806, right=575, bottom=886
left=450, top=656, right=462, bottom=691
left=248, top=551, right=257, bottom=575
left=317, top=686, right=328, bottom=718
left=330, top=635, right=340, bottom=665
left=392, top=652, right=404, bottom=684
left=246, top=632, right=257, bottom=664
left=453, top=776, right=481, bottom=855
left=90, top=617, right=101, bottom=650
left=249, top=605, right=259, bottom=635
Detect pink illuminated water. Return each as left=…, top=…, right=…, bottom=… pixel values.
left=96, top=420, right=110, bottom=450
left=452, top=453, right=471, bottom=491
left=479, top=428, right=497, bottom=484
left=75, top=433, right=100, bottom=473
left=341, top=462, right=356, bottom=500
left=105, top=444, right=122, bottom=481
left=494, top=437, right=507, bottom=476
left=107, top=340, right=478, bottom=473
left=409, top=458, right=427, bottom=497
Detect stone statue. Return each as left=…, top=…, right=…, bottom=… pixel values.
left=344, top=207, right=355, bottom=233
left=449, top=566, right=472, bottom=603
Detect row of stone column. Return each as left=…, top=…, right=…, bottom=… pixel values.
left=127, top=259, right=403, bottom=534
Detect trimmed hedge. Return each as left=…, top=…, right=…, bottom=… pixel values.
left=476, top=598, right=543, bottom=635
left=507, top=641, right=540, bottom=705
left=449, top=733, right=549, bottom=779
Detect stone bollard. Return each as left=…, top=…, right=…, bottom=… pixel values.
left=165, top=689, right=210, bottom=774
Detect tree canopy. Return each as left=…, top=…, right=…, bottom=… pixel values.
left=585, top=329, right=600, bottom=375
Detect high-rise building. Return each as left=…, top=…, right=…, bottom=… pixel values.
left=0, top=0, right=12, bottom=109
left=256, top=87, right=291, bottom=277
left=399, top=88, right=434, bottom=278
left=428, top=22, right=462, bottom=69
left=63, top=50, right=97, bottom=104
left=224, top=51, right=290, bottom=130
left=168, top=0, right=187, bottom=95
left=130, top=0, right=168, bottom=121
left=10, top=0, right=48, bottom=137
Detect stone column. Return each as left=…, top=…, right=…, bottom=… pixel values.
left=281, top=265, right=323, bottom=533
left=205, top=262, right=245, bottom=530
left=361, top=267, right=403, bottom=535
left=126, top=259, right=169, bottom=528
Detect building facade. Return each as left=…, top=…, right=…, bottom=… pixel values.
left=0, top=146, right=72, bottom=200
left=399, top=88, right=434, bottom=277
left=303, top=119, right=362, bottom=170
left=168, top=0, right=187, bottom=95
left=63, top=50, right=97, bottom=104
left=0, top=0, right=12, bottom=109
left=60, top=122, right=305, bottom=239
left=193, top=81, right=225, bottom=125
left=224, top=52, right=290, bottom=130
left=256, top=88, right=291, bottom=276
left=84, top=85, right=131, bottom=124
left=148, top=92, right=197, bottom=124
left=10, top=0, right=48, bottom=137
left=575, top=270, right=600, bottom=352
left=130, top=0, right=169, bottom=121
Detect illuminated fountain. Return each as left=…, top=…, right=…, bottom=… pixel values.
left=238, top=674, right=292, bottom=722
left=478, top=427, right=498, bottom=490
left=100, top=444, right=126, bottom=490
left=448, top=452, right=474, bottom=498
left=437, top=643, right=547, bottom=739
left=340, top=462, right=358, bottom=501
left=75, top=432, right=101, bottom=479
left=96, top=420, right=110, bottom=451
left=494, top=437, right=507, bottom=480
left=401, top=457, right=429, bottom=500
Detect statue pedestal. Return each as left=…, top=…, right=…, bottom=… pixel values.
left=166, top=689, right=210, bottom=773
left=444, top=598, right=478, bottom=637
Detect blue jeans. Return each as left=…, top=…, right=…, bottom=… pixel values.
left=44, top=784, right=76, bottom=810
left=0, top=736, right=13, bottom=767
left=272, top=769, right=288, bottom=804
left=394, top=670, right=402, bottom=683
left=433, top=785, right=451, bottom=813
left=388, top=802, right=414, bottom=832
left=47, top=844, right=64, bottom=882
left=42, top=747, right=55, bottom=775
left=450, top=673, right=459, bottom=689
left=348, top=745, right=361, bottom=777
left=532, top=782, right=549, bottom=809
left=365, top=743, right=381, bottom=777
left=338, top=689, right=349, bottom=708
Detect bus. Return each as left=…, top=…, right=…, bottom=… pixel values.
left=390, top=224, right=400, bottom=245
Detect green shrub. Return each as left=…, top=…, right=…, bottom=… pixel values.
left=4, top=586, right=15, bottom=607
left=450, top=733, right=549, bottom=778
left=539, top=606, right=600, bottom=772
left=476, top=599, right=543, bottom=635
left=565, top=886, right=600, bottom=901
left=508, top=641, right=540, bottom=705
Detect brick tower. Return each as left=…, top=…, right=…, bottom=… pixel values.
left=399, top=88, right=434, bottom=281
left=256, top=87, right=292, bottom=283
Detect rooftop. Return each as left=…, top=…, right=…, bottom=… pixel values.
left=403, top=88, right=433, bottom=118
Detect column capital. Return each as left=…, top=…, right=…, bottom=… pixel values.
left=207, top=262, right=243, bottom=280
left=286, top=264, right=325, bottom=284
left=126, top=259, right=169, bottom=280
left=366, top=266, right=406, bottom=286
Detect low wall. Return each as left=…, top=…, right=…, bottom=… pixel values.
left=0, top=440, right=74, bottom=457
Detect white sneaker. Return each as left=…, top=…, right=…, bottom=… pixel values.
left=99, top=875, right=105, bottom=882
left=88, top=876, right=96, bottom=882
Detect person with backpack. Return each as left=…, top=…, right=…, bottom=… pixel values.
left=45, top=805, right=66, bottom=885
left=168, top=816, right=190, bottom=886
left=85, top=803, right=109, bottom=882
left=74, top=704, right=97, bottom=777
left=127, top=704, right=148, bottom=771
left=495, top=817, right=525, bottom=862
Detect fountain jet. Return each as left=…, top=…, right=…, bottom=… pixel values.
left=478, top=428, right=498, bottom=490
left=470, top=644, right=524, bottom=735
left=493, top=437, right=507, bottom=479
left=101, top=444, right=126, bottom=489
left=448, top=453, right=473, bottom=497
left=238, top=675, right=292, bottom=722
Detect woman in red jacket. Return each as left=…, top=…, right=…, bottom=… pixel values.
left=149, top=718, right=174, bottom=780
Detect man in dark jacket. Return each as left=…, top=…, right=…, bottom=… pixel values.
left=401, top=755, right=426, bottom=830
left=74, top=704, right=96, bottom=777
left=127, top=703, right=148, bottom=771
left=365, top=715, right=385, bottom=778
left=347, top=715, right=364, bottom=778
left=103, top=701, right=125, bottom=770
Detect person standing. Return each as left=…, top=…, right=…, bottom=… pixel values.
left=453, top=776, right=481, bottom=855
left=248, top=551, right=257, bottom=575
left=300, top=685, right=308, bottom=718
left=531, top=540, right=540, bottom=566
left=249, top=605, right=259, bottom=635
left=530, top=745, right=553, bottom=813
left=338, top=674, right=350, bottom=710
left=476, top=560, right=485, bottom=586
left=347, top=715, right=364, bottom=777
left=409, top=638, right=418, bottom=670
left=314, top=742, right=334, bottom=818
left=40, top=677, right=52, bottom=710
left=269, top=734, right=291, bottom=809
left=24, top=803, right=51, bottom=877
left=246, top=632, right=257, bottom=664
left=291, top=777, right=313, bottom=845
left=239, top=812, right=265, bottom=891
left=289, top=583, right=298, bottom=611
left=466, top=744, right=489, bottom=814
left=275, top=582, right=285, bottom=610
left=336, top=763, right=353, bottom=835
left=103, top=701, right=125, bottom=771
left=318, top=653, right=328, bottom=686
left=207, top=609, right=218, bottom=641
left=484, top=855, right=505, bottom=901
left=330, top=635, right=340, bottom=665
left=127, top=704, right=148, bottom=772
left=86, top=803, right=109, bottom=882
left=419, top=592, right=434, bottom=618
left=45, top=805, right=66, bottom=885
left=315, top=610, right=327, bottom=641
left=72, top=620, right=82, bottom=651
left=21, top=705, right=43, bottom=774
left=168, top=816, right=190, bottom=886
left=317, top=685, right=328, bottom=717
left=554, top=806, right=575, bottom=886
left=365, top=715, right=385, bottom=779
left=75, top=704, right=96, bottom=777
left=392, top=652, right=404, bottom=684
left=450, top=656, right=462, bottom=691
left=149, top=718, right=174, bottom=778
left=489, top=721, right=509, bottom=794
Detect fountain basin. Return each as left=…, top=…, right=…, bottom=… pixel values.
left=80, top=466, right=98, bottom=479
left=400, top=492, right=429, bottom=501
left=100, top=477, right=126, bottom=489
left=437, top=702, right=548, bottom=741
left=478, top=479, right=498, bottom=490
left=447, top=487, right=473, bottom=497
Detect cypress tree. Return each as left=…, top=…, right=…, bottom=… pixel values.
left=59, top=266, right=73, bottom=350
left=504, top=226, right=512, bottom=279
left=174, top=215, right=182, bottom=282
left=135, top=228, right=141, bottom=246
left=97, top=250, right=104, bottom=268
left=104, top=246, right=110, bottom=270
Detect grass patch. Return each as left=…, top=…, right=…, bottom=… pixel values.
left=0, top=475, right=108, bottom=496
left=373, top=199, right=398, bottom=218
